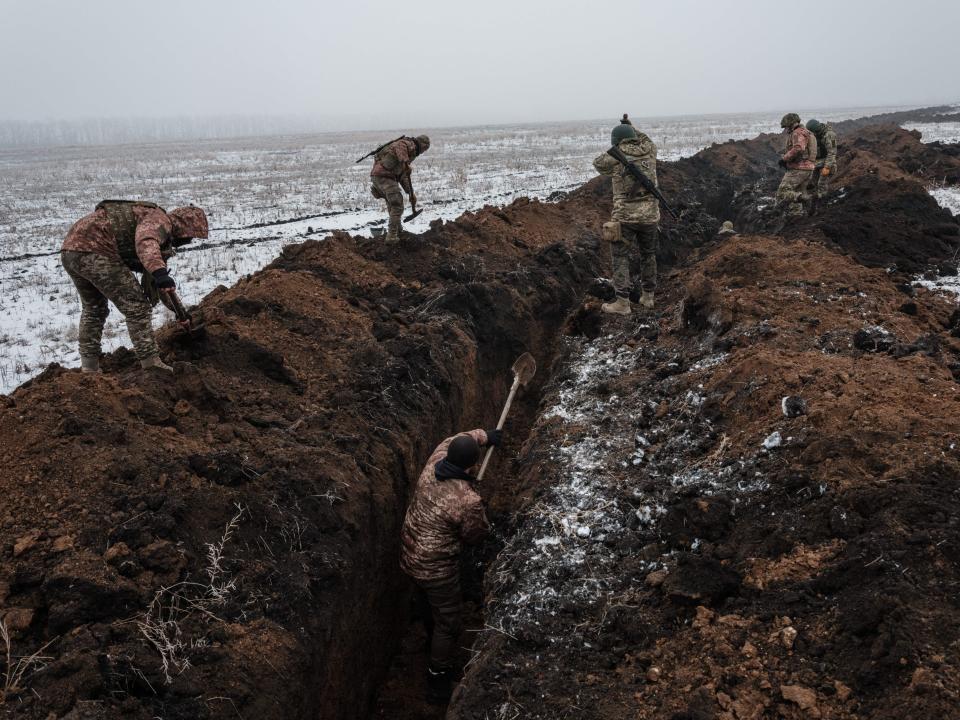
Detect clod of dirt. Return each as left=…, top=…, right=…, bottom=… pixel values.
left=662, top=554, right=742, bottom=605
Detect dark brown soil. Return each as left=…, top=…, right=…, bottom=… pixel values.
left=2, top=105, right=960, bottom=720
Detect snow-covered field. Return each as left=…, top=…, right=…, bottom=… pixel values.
left=0, top=104, right=938, bottom=392
left=903, top=122, right=960, bottom=144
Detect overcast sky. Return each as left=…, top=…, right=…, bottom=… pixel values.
left=1, top=0, right=957, bottom=129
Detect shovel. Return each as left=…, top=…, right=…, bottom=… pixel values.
left=476, top=352, right=537, bottom=483
left=159, top=289, right=206, bottom=337
left=404, top=207, right=423, bottom=222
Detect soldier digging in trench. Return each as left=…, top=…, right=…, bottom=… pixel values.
left=61, top=200, right=208, bottom=374
left=775, top=113, right=818, bottom=220
left=370, top=135, right=431, bottom=242
left=399, top=428, right=502, bottom=704
left=593, top=115, right=662, bottom=315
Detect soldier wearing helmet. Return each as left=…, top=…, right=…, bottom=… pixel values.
left=806, top=119, right=838, bottom=202
left=370, top=134, right=431, bottom=242
left=592, top=115, right=661, bottom=315
left=61, top=201, right=209, bottom=373
left=775, top=113, right=818, bottom=219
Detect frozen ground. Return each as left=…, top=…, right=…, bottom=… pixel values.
left=0, top=104, right=939, bottom=392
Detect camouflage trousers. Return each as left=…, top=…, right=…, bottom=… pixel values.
left=607, top=221, right=658, bottom=295
left=371, top=176, right=404, bottom=237
left=775, top=169, right=814, bottom=217
left=61, top=251, right=159, bottom=361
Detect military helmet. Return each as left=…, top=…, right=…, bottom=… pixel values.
left=806, top=118, right=823, bottom=133
left=447, top=434, right=480, bottom=470
left=169, top=206, right=209, bottom=240
left=415, top=135, right=431, bottom=154
left=611, top=122, right=637, bottom=146
left=780, top=113, right=801, bottom=129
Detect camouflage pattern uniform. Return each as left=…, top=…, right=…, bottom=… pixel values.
left=812, top=123, right=838, bottom=199
left=593, top=135, right=661, bottom=295
left=776, top=126, right=818, bottom=217
left=370, top=136, right=429, bottom=240
left=60, top=203, right=208, bottom=363
left=400, top=429, right=490, bottom=671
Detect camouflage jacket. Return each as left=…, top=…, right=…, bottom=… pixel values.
left=62, top=203, right=170, bottom=273
left=593, top=135, right=661, bottom=224
left=783, top=126, right=817, bottom=171
left=400, top=429, right=491, bottom=581
left=371, top=137, right=419, bottom=193
left=814, top=124, right=838, bottom=171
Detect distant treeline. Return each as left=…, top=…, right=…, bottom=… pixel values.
left=0, top=115, right=368, bottom=148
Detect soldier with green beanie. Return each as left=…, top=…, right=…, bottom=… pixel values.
left=592, top=115, right=661, bottom=315
left=775, top=113, right=818, bottom=219
left=806, top=118, right=838, bottom=201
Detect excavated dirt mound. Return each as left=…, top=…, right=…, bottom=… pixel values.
left=2, top=106, right=960, bottom=720
left=450, top=233, right=960, bottom=720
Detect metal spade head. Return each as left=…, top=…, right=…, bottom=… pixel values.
left=512, top=352, right=537, bottom=386
left=404, top=208, right=423, bottom=222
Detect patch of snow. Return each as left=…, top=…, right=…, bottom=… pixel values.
left=762, top=431, right=783, bottom=449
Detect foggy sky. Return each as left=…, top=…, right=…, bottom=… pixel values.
left=1, top=0, right=957, bottom=129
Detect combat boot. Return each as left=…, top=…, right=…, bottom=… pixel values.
left=601, top=296, right=631, bottom=316
left=426, top=665, right=453, bottom=705
left=80, top=356, right=101, bottom=374
left=141, top=356, right=173, bottom=372
left=639, top=290, right=655, bottom=309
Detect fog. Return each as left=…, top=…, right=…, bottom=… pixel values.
left=1, top=0, right=957, bottom=132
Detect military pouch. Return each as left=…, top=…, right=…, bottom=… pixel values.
left=602, top=221, right=622, bottom=243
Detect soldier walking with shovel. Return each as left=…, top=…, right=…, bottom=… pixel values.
left=399, top=353, right=536, bottom=704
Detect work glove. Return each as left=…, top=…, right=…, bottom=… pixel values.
left=152, top=268, right=176, bottom=291
left=777, top=158, right=787, bottom=169
left=485, top=429, right=503, bottom=447
left=821, top=167, right=831, bottom=177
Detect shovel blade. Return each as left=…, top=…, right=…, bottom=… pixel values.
left=512, top=352, right=537, bottom=386
left=404, top=208, right=423, bottom=222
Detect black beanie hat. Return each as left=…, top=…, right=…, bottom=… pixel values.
left=447, top=434, right=481, bottom=470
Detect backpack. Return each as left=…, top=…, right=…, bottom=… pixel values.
left=95, top=200, right=169, bottom=272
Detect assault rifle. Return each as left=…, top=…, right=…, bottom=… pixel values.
left=606, top=146, right=679, bottom=220
left=355, top=135, right=406, bottom=164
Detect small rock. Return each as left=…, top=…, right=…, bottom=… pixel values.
left=13, top=530, right=42, bottom=557
left=834, top=681, right=852, bottom=702
left=646, top=666, right=661, bottom=683
left=780, top=626, right=798, bottom=649
left=762, top=431, right=782, bottom=449
left=52, top=535, right=74, bottom=553
left=103, top=542, right=132, bottom=565
left=693, top=605, right=716, bottom=628
left=645, top=569, right=668, bottom=587
left=781, top=396, right=807, bottom=418
left=781, top=684, right=818, bottom=711
left=741, top=641, right=758, bottom=658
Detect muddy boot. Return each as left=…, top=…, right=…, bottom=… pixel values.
left=601, top=296, right=631, bottom=316
left=385, top=217, right=401, bottom=243
left=140, top=356, right=173, bottom=372
left=80, top=356, right=101, bottom=374
left=639, top=290, right=655, bottom=309
left=426, top=666, right=452, bottom=705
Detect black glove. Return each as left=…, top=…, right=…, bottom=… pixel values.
left=152, top=268, right=176, bottom=290
left=485, top=429, right=503, bottom=447
left=777, top=158, right=787, bottom=169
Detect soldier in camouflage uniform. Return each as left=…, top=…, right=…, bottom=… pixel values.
left=775, top=113, right=818, bottom=218
left=370, top=135, right=431, bottom=242
left=400, top=428, right=501, bottom=703
left=806, top=119, right=838, bottom=201
left=593, top=117, right=661, bottom=314
left=60, top=201, right=208, bottom=373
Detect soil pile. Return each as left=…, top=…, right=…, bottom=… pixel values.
left=450, top=232, right=960, bottom=720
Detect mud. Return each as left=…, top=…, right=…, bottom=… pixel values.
left=2, top=106, right=960, bottom=720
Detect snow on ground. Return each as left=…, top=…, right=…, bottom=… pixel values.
left=915, top=187, right=960, bottom=299
left=903, top=122, right=960, bottom=144
left=0, top=104, right=932, bottom=392
left=485, top=330, right=770, bottom=644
